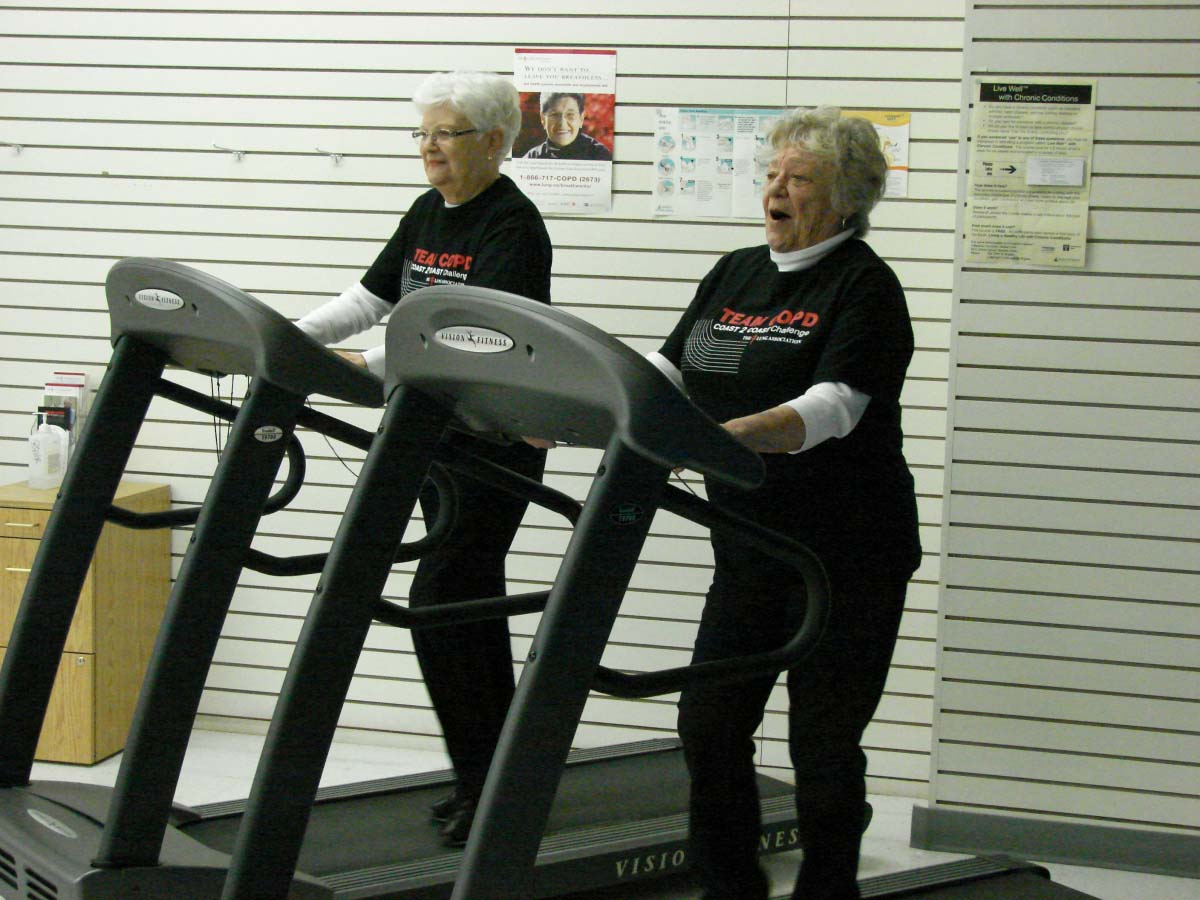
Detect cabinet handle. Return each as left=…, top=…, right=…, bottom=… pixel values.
left=4, top=567, right=31, bottom=574
left=3, top=522, right=36, bottom=528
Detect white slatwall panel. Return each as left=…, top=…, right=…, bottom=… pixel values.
left=925, top=0, right=1200, bottom=863
left=776, top=1, right=964, bottom=793
left=0, top=0, right=962, bottom=794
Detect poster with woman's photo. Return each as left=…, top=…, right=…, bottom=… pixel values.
left=511, top=48, right=615, bottom=214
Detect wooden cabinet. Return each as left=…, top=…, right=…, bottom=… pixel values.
left=0, top=480, right=171, bottom=764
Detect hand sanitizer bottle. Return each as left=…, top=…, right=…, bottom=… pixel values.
left=28, top=422, right=69, bottom=490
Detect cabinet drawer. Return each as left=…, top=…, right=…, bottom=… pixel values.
left=1, top=536, right=96, bottom=652
left=0, top=506, right=49, bottom=539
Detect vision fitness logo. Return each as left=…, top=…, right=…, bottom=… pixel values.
left=434, top=326, right=515, bottom=354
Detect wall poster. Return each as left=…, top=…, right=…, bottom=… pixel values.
left=652, top=107, right=780, bottom=220
left=965, top=79, right=1098, bottom=267
left=652, top=107, right=910, bottom=220
left=857, top=109, right=910, bottom=199
left=510, top=48, right=615, bottom=214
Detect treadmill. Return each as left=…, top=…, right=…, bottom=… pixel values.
left=0, top=260, right=817, bottom=900
left=212, top=283, right=1102, bottom=900
left=0, top=262, right=1100, bottom=900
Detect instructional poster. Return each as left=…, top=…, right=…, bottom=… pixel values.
left=652, top=107, right=780, bottom=219
left=965, top=79, right=1097, bottom=267
left=511, top=48, right=615, bottom=214
left=653, top=107, right=910, bottom=219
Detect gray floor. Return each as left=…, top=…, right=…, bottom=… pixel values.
left=31, top=729, right=1197, bottom=899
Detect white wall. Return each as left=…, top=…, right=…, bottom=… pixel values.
left=0, top=0, right=963, bottom=794
left=916, top=0, right=1199, bottom=876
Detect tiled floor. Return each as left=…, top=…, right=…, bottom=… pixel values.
left=30, top=729, right=1197, bottom=900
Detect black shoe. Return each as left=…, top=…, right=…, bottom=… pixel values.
left=439, top=794, right=477, bottom=848
left=430, top=786, right=469, bottom=823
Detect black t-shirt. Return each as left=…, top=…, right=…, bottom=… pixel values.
left=660, top=239, right=921, bottom=576
left=361, top=174, right=551, bottom=466
left=361, top=174, right=552, bottom=305
left=523, top=132, right=612, bottom=161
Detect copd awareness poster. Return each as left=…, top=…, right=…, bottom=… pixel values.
left=511, top=48, right=616, bottom=215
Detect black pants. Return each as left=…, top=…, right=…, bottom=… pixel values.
left=677, top=559, right=908, bottom=900
left=408, top=435, right=546, bottom=797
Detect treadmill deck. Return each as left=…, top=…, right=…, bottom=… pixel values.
left=183, top=739, right=797, bottom=899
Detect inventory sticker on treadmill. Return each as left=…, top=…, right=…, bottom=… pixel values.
left=27, top=808, right=77, bottom=839
left=254, top=425, right=285, bottom=443
left=434, top=326, right=514, bottom=354
left=133, top=288, right=186, bottom=311
left=610, top=503, right=643, bottom=525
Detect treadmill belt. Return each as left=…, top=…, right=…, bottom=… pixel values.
left=183, top=743, right=789, bottom=879
left=184, top=763, right=1105, bottom=900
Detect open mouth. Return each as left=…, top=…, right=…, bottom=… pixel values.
left=769, top=209, right=790, bottom=221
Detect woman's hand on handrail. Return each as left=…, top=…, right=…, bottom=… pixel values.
left=722, top=404, right=807, bottom=454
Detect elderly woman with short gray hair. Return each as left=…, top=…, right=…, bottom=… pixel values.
left=296, top=70, right=551, bottom=848
left=649, top=106, right=921, bottom=900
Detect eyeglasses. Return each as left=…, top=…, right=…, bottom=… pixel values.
left=411, top=128, right=478, bottom=144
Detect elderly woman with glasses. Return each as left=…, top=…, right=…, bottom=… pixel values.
left=296, top=70, right=551, bottom=848
left=648, top=107, right=922, bottom=900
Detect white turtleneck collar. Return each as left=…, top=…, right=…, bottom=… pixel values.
left=769, top=228, right=855, bottom=273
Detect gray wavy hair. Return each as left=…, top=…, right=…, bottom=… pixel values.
left=412, top=71, right=522, bottom=158
left=758, top=106, right=888, bottom=237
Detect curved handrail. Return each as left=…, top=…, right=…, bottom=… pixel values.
left=102, top=380, right=307, bottom=532
left=592, top=484, right=830, bottom=697
left=99, top=378, right=466, bottom=577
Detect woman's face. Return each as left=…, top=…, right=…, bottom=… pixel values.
left=541, top=96, right=583, bottom=147
left=419, top=102, right=503, bottom=204
left=761, top=146, right=841, bottom=253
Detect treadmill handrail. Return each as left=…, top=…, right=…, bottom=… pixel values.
left=592, top=483, right=830, bottom=697
left=102, top=379, right=308, bottom=532
left=349, top=473, right=831, bottom=693
left=242, top=462, right=460, bottom=577
left=374, top=589, right=552, bottom=629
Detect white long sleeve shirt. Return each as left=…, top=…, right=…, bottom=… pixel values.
left=295, top=282, right=392, bottom=378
